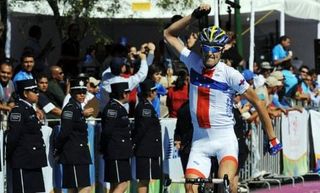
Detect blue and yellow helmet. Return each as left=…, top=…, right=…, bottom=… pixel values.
left=199, top=26, right=229, bottom=47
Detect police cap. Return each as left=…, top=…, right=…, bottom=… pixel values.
left=111, top=82, right=130, bottom=94
left=17, top=79, right=37, bottom=92
left=70, top=78, right=87, bottom=90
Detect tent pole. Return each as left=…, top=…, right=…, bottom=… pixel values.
left=280, top=0, right=285, bottom=36
left=5, top=0, right=10, bottom=58
left=249, top=0, right=255, bottom=71
left=318, top=22, right=320, bottom=39
left=234, top=0, right=243, bottom=57
left=214, top=0, right=219, bottom=27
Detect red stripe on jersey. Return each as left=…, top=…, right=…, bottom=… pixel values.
left=196, top=86, right=211, bottom=128
left=202, top=68, right=214, bottom=79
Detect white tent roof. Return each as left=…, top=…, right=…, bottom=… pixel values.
left=9, top=0, right=320, bottom=21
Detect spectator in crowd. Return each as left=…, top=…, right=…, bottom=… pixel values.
left=0, top=60, right=15, bottom=116
left=60, top=23, right=80, bottom=77
left=37, top=74, right=62, bottom=119
left=298, top=65, right=310, bottom=82
left=25, top=25, right=54, bottom=74
left=270, top=71, right=302, bottom=112
left=242, top=69, right=255, bottom=86
left=281, top=61, right=299, bottom=97
left=232, top=94, right=249, bottom=193
left=164, top=4, right=281, bottom=193
left=255, top=76, right=284, bottom=118
left=87, top=76, right=100, bottom=95
left=98, top=49, right=149, bottom=111
left=222, top=31, right=245, bottom=71
left=133, top=79, right=162, bottom=193
left=13, top=51, right=35, bottom=87
left=174, top=100, right=193, bottom=175
left=309, top=69, right=319, bottom=90
left=272, top=35, right=292, bottom=68
left=306, top=72, right=320, bottom=107
left=162, top=15, right=183, bottom=72
left=6, top=79, right=47, bottom=193
left=253, top=61, right=273, bottom=89
left=81, top=45, right=100, bottom=77
left=295, top=71, right=312, bottom=104
left=147, top=65, right=167, bottom=117
left=166, top=69, right=189, bottom=118
left=47, top=66, right=67, bottom=108
left=100, top=82, right=133, bottom=193
left=54, top=78, right=93, bottom=193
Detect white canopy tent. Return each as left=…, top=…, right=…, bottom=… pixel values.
left=7, top=0, right=320, bottom=21
left=5, top=0, right=320, bottom=69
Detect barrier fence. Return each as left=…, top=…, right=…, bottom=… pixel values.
left=0, top=109, right=320, bottom=193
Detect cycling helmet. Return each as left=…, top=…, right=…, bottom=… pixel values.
left=199, top=25, right=229, bottom=47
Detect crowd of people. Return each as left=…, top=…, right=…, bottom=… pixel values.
left=0, top=3, right=319, bottom=193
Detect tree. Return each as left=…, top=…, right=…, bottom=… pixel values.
left=8, top=0, right=195, bottom=44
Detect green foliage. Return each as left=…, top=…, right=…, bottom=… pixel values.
left=156, top=0, right=195, bottom=12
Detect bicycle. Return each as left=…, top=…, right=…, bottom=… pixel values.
left=185, top=174, right=230, bottom=193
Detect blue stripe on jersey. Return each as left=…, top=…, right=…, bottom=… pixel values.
left=190, top=69, right=230, bottom=91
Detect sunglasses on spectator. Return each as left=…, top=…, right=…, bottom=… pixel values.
left=26, top=88, right=39, bottom=94
left=201, top=45, right=223, bottom=54
left=300, top=70, right=308, bottom=73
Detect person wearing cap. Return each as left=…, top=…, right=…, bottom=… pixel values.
left=100, top=82, right=133, bottom=193
left=98, top=47, right=150, bottom=111
left=270, top=71, right=303, bottom=113
left=87, top=76, right=100, bottom=94
left=242, top=69, right=255, bottom=86
left=54, top=78, right=92, bottom=193
left=62, top=74, right=95, bottom=119
left=164, top=4, right=282, bottom=193
left=133, top=79, right=161, bottom=193
left=255, top=76, right=286, bottom=117
left=6, top=79, right=47, bottom=193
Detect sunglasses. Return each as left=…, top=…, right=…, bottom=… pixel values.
left=26, top=88, right=39, bottom=94
left=201, top=45, right=223, bottom=54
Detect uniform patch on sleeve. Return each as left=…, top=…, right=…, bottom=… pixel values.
left=10, top=113, right=21, bottom=122
left=142, top=109, right=152, bottom=117
left=62, top=111, right=73, bottom=120
left=107, top=109, right=117, bottom=118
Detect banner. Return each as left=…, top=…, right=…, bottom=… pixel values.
left=41, top=125, right=54, bottom=193
left=161, top=118, right=185, bottom=193
left=161, top=118, right=185, bottom=182
left=281, top=110, right=309, bottom=176
left=0, top=129, right=4, bottom=193
left=309, top=110, right=320, bottom=172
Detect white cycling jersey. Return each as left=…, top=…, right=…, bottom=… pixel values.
left=180, top=47, right=249, bottom=130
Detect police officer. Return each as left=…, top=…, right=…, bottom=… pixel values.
left=134, top=79, right=162, bottom=193
left=100, top=82, right=133, bottom=193
left=6, top=79, right=47, bottom=193
left=54, top=78, right=92, bottom=193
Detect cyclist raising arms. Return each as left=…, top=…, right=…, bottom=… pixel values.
left=164, top=4, right=282, bottom=193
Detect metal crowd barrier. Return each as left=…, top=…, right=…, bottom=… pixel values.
left=1, top=110, right=320, bottom=193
